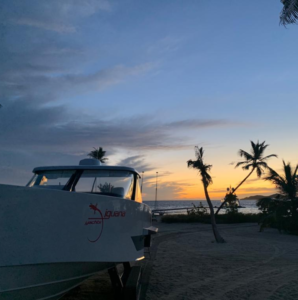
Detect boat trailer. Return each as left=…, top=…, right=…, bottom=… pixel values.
left=108, top=262, right=142, bottom=300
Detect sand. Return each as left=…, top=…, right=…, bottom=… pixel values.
left=143, top=222, right=298, bottom=300
left=62, top=222, right=298, bottom=300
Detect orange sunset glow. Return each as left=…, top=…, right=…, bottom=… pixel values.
left=138, top=142, right=292, bottom=201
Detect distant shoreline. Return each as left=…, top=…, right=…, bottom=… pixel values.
left=145, top=195, right=277, bottom=201
left=240, top=194, right=279, bottom=200
left=144, top=198, right=261, bottom=202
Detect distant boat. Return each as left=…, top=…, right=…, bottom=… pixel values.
left=0, top=158, right=157, bottom=300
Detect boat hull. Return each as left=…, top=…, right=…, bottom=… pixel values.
left=0, top=262, right=114, bottom=300
left=0, top=184, right=152, bottom=299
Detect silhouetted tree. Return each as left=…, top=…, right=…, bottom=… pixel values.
left=98, top=182, right=114, bottom=193
left=88, top=147, right=108, bottom=163
left=265, top=162, right=298, bottom=200
left=188, top=146, right=225, bottom=243
left=187, top=202, right=208, bottom=216
left=216, top=141, right=277, bottom=215
left=265, top=162, right=298, bottom=215
left=88, top=147, right=108, bottom=192
left=224, top=186, right=240, bottom=214
left=280, top=0, right=298, bottom=25
left=257, top=161, right=298, bottom=232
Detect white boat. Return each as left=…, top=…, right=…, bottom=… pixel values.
left=0, top=158, right=156, bottom=300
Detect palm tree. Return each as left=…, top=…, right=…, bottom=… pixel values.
left=280, top=0, right=298, bottom=25
left=257, top=161, right=298, bottom=232
left=188, top=146, right=225, bottom=243
left=215, top=141, right=277, bottom=215
left=263, top=161, right=298, bottom=217
left=88, top=147, right=108, bottom=163
left=88, top=147, right=108, bottom=192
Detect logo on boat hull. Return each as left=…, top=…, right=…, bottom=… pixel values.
left=85, top=203, right=126, bottom=243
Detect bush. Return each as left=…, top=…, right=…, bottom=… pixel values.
left=161, top=213, right=261, bottom=224
left=187, top=202, right=208, bottom=216
left=257, top=197, right=298, bottom=234
left=223, top=191, right=240, bottom=214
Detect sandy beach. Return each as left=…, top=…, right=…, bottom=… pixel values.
left=62, top=222, right=298, bottom=300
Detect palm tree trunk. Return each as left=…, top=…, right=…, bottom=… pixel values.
left=203, top=181, right=225, bottom=243
left=215, top=168, right=255, bottom=215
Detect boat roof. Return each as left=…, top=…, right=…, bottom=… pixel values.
left=33, top=165, right=140, bottom=176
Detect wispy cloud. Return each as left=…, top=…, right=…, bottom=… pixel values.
left=6, top=0, right=112, bottom=34
left=0, top=99, right=237, bottom=152
left=209, top=188, right=229, bottom=194
left=117, top=156, right=154, bottom=172
left=147, top=36, right=183, bottom=54
left=164, top=119, right=241, bottom=130
left=0, top=60, right=155, bottom=105
left=12, top=18, right=76, bottom=33
left=143, top=180, right=194, bottom=200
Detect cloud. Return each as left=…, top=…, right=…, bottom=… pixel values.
left=54, top=63, right=155, bottom=92
left=0, top=148, right=83, bottom=186
left=0, top=95, right=240, bottom=185
left=143, top=180, right=193, bottom=200
left=209, top=188, right=230, bottom=194
left=147, top=36, right=183, bottom=54
left=117, top=156, right=154, bottom=172
left=4, top=0, right=111, bottom=33
left=165, top=119, right=239, bottom=129
left=12, top=18, right=76, bottom=33
left=0, top=99, right=237, bottom=152
left=1, top=0, right=124, bottom=105
left=0, top=60, right=155, bottom=105
left=0, top=0, right=247, bottom=187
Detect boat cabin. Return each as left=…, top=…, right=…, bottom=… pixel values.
left=26, top=159, right=142, bottom=202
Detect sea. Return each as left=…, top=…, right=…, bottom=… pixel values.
left=144, top=200, right=259, bottom=215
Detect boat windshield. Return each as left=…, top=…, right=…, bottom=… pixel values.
left=75, top=170, right=134, bottom=199
left=27, top=170, right=76, bottom=190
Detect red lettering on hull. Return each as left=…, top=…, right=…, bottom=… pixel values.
left=85, top=203, right=126, bottom=243
left=104, top=210, right=126, bottom=219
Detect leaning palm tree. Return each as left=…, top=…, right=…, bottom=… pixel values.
left=215, top=141, right=277, bottom=215
left=280, top=0, right=298, bottom=25
left=188, top=146, right=225, bottom=243
left=88, top=147, right=108, bottom=163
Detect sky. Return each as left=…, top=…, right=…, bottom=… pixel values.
left=1, top=0, right=297, bottom=200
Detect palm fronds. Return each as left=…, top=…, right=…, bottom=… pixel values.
left=280, top=0, right=298, bottom=25
left=216, top=141, right=277, bottom=215
left=88, top=147, right=108, bottom=163
left=235, top=141, right=277, bottom=177
left=264, top=161, right=298, bottom=199
left=187, top=146, right=213, bottom=187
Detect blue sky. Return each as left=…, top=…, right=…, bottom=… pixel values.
left=0, top=0, right=297, bottom=200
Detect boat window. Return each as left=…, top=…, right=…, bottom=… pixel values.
left=27, top=170, right=75, bottom=190
left=75, top=170, right=134, bottom=199
left=135, top=176, right=142, bottom=203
